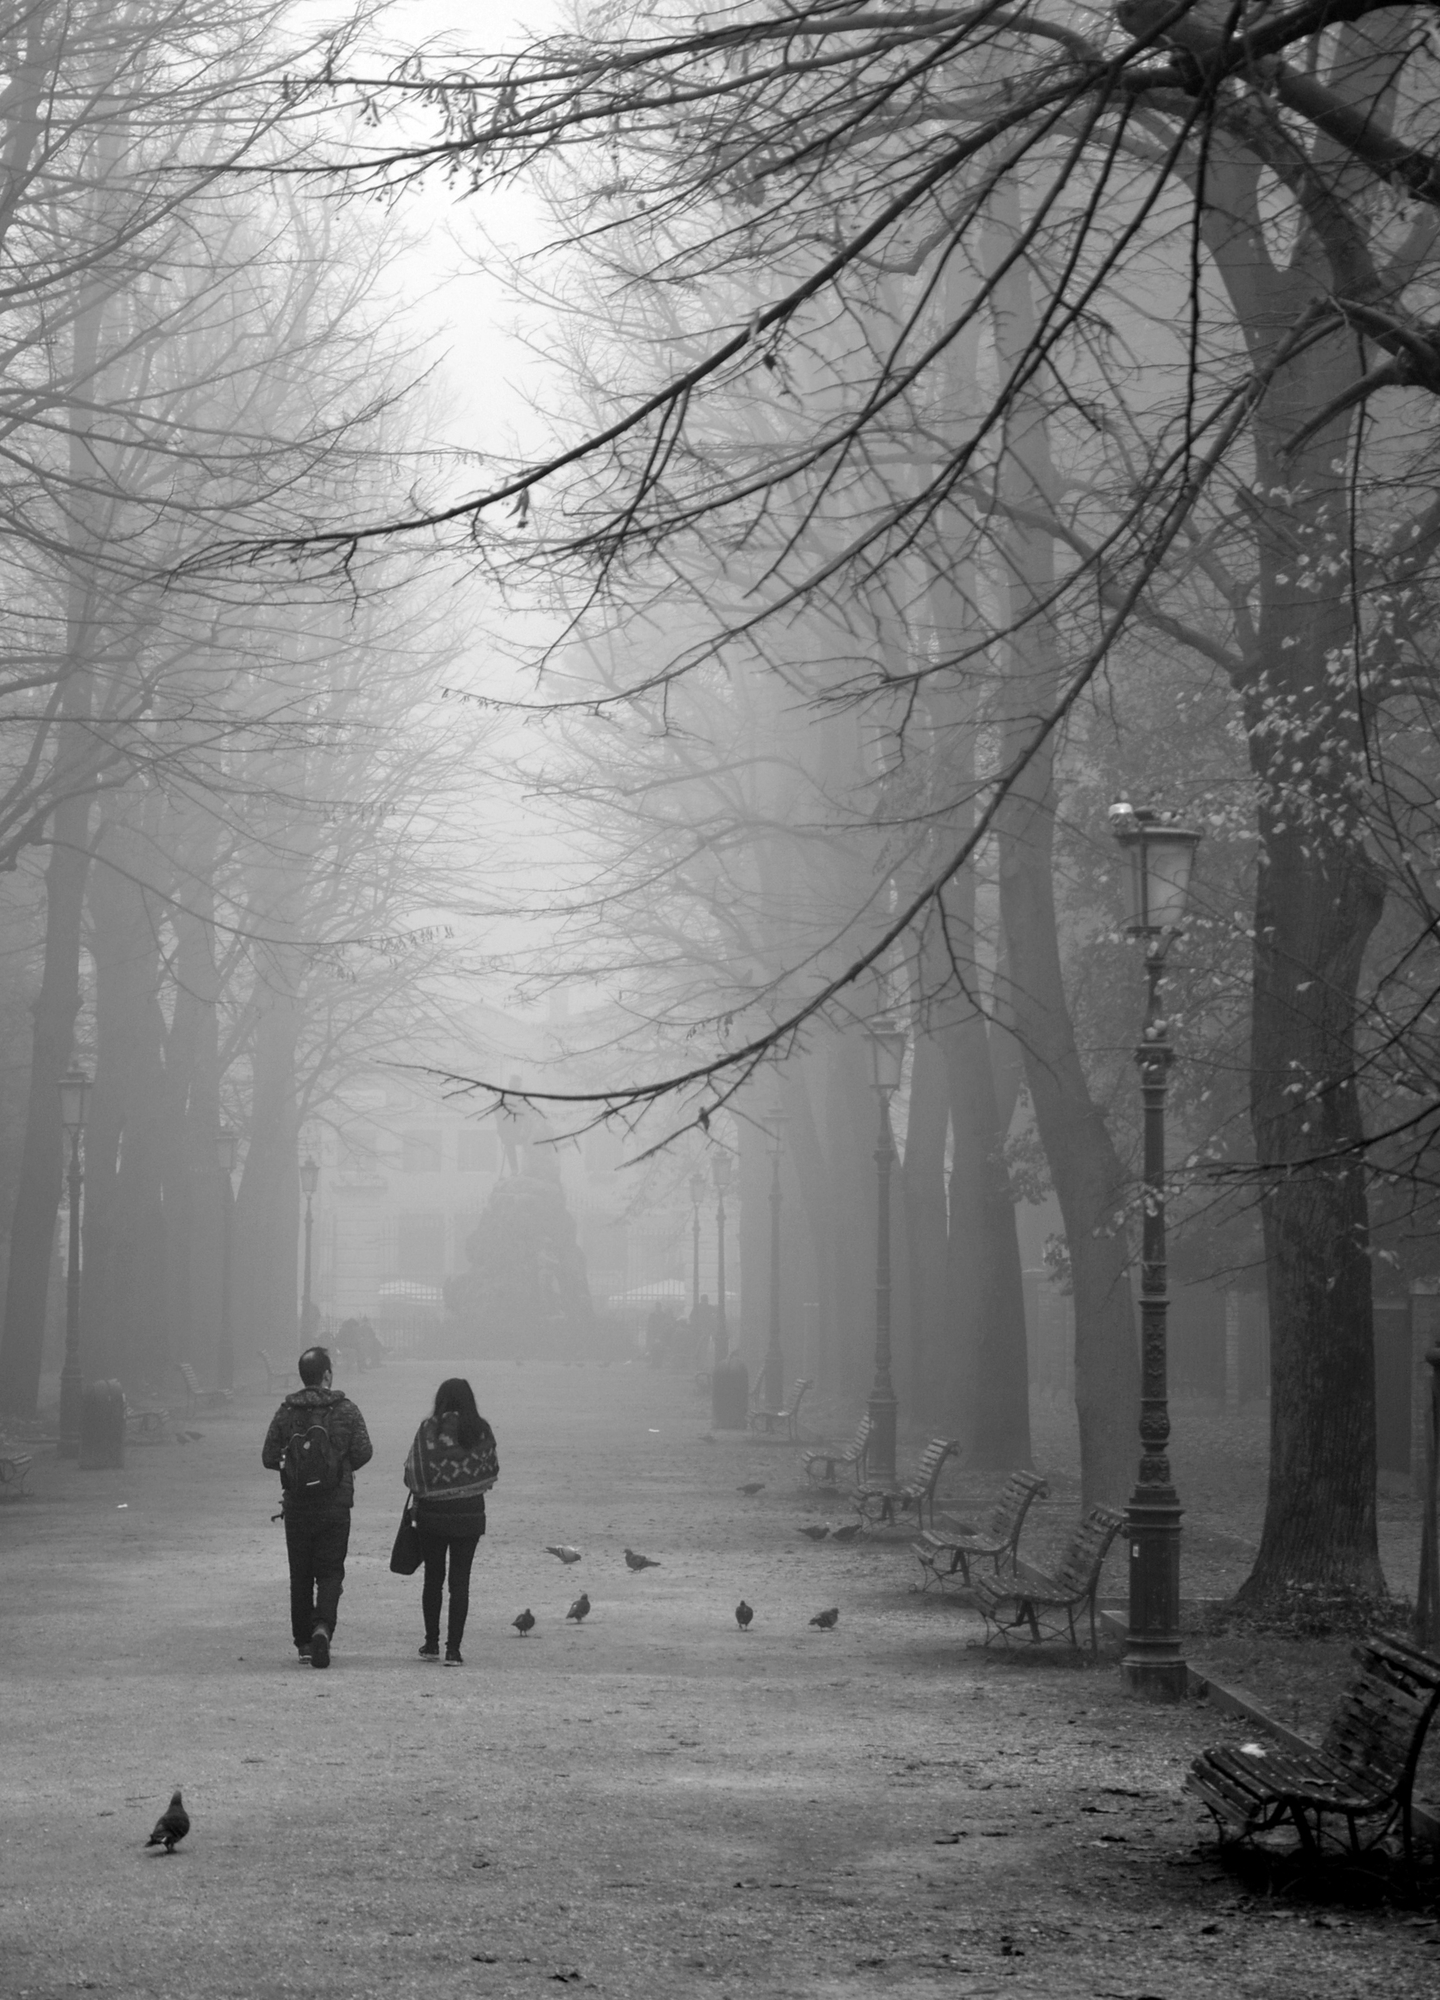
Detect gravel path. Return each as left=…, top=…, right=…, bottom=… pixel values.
left=2, top=1360, right=1436, bottom=1998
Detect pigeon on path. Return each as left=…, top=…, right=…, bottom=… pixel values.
left=624, top=1549, right=660, bottom=1571
left=809, top=1607, right=840, bottom=1630
left=545, top=1545, right=582, bottom=1565
left=145, top=1790, right=190, bottom=1853
left=830, top=1522, right=862, bottom=1544
left=737, top=1482, right=765, bottom=1496
left=735, top=1600, right=754, bottom=1630
left=513, top=1609, right=535, bottom=1637
left=567, top=1592, right=592, bottom=1623
left=798, top=1524, right=829, bottom=1541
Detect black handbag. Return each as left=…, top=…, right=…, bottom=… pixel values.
left=389, top=1499, right=423, bottom=1575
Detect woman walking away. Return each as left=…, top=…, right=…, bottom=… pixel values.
left=404, top=1379, right=498, bottom=1664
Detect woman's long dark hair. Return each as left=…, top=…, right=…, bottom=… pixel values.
left=432, top=1377, right=483, bottom=1450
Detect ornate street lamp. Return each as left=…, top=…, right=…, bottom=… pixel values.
left=57, top=1068, right=91, bottom=1458
left=1109, top=799, right=1202, bottom=1700
left=217, top=1127, right=238, bottom=1392
left=763, top=1105, right=787, bottom=1412
left=865, top=1018, right=907, bottom=1485
left=688, top=1169, right=706, bottom=1318
left=299, top=1153, right=319, bottom=1342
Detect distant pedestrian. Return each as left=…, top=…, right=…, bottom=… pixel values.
left=403, top=1378, right=498, bottom=1665
left=261, top=1347, right=373, bottom=1668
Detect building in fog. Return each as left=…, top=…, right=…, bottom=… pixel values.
left=297, top=999, right=699, bottom=1343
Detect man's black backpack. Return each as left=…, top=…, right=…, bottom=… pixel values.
left=280, top=1412, right=340, bottom=1502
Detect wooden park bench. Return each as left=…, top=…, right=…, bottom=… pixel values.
left=0, top=1444, right=34, bottom=1496
left=259, top=1348, right=293, bottom=1394
left=1186, top=1633, right=1440, bottom=1863
left=855, top=1435, right=958, bottom=1528
left=124, top=1396, right=171, bottom=1443
left=801, top=1412, right=873, bottom=1487
left=749, top=1377, right=812, bottom=1441
left=972, top=1503, right=1126, bottom=1654
left=912, top=1469, right=1048, bottom=1591
left=175, top=1361, right=233, bottom=1414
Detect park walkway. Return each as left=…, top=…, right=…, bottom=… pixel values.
left=1, top=1359, right=1436, bottom=1999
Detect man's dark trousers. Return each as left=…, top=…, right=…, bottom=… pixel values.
left=284, top=1506, right=350, bottom=1646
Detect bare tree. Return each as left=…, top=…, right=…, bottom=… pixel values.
left=308, top=0, right=1440, bottom=1599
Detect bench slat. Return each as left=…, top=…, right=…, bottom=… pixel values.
left=972, top=1505, right=1125, bottom=1654
left=801, top=1413, right=872, bottom=1485
left=1189, top=1634, right=1440, bottom=1860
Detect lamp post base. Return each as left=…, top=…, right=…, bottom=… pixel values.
left=1120, top=1651, right=1190, bottom=1701
left=1122, top=1489, right=1186, bottom=1701
left=867, top=1388, right=897, bottom=1486
left=58, top=1369, right=82, bottom=1459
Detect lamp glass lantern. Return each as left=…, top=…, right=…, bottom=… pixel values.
left=299, top=1154, right=319, bottom=1197
left=688, top=1169, right=706, bottom=1207
left=1110, top=806, right=1203, bottom=935
left=711, top=1150, right=732, bottom=1194
left=766, top=1105, right=787, bottom=1157
left=59, top=1068, right=90, bottom=1135
left=217, top=1126, right=238, bottom=1176
left=866, top=1018, right=906, bottom=1095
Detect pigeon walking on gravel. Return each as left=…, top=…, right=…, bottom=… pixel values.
left=737, top=1482, right=764, bottom=1496
left=830, top=1522, right=861, bottom=1544
left=566, top=1592, right=591, bottom=1623
left=735, top=1600, right=754, bottom=1630
left=145, top=1790, right=190, bottom=1853
left=513, top=1609, right=535, bottom=1637
left=624, top=1549, right=660, bottom=1572
left=545, top=1544, right=582, bottom=1565
left=809, top=1607, right=840, bottom=1630
left=798, top=1524, right=829, bottom=1542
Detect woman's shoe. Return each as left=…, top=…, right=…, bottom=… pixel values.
left=444, top=1645, right=463, bottom=1665
left=418, top=1641, right=440, bottom=1659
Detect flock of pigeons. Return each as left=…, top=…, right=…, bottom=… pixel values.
left=511, top=1497, right=844, bottom=1639
left=143, top=1480, right=848, bottom=1854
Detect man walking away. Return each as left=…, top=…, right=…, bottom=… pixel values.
left=262, top=1346, right=372, bottom=1668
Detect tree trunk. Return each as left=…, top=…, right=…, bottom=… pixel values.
left=987, top=185, right=1138, bottom=1506
left=172, top=886, right=224, bottom=1382
left=1202, top=130, right=1388, bottom=1603
left=942, top=1004, right=1032, bottom=1468
left=1241, top=818, right=1384, bottom=1599
left=901, top=1019, right=951, bottom=1414
left=234, top=938, right=301, bottom=1363
left=0, top=805, right=92, bottom=1417
left=0, top=261, right=108, bottom=1419
left=783, top=1052, right=842, bottom=1408
left=85, top=828, right=170, bottom=1390
left=823, top=1029, right=882, bottom=1407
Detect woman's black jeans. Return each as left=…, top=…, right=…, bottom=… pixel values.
left=417, top=1528, right=481, bottom=1649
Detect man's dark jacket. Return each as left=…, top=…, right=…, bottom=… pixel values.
left=262, top=1387, right=373, bottom=1509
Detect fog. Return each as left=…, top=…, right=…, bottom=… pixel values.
left=2, top=0, right=1438, bottom=1630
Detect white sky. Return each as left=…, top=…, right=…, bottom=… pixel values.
left=295, top=2, right=579, bottom=1014
left=355, top=1, right=564, bottom=466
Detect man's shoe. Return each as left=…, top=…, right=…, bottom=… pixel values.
left=310, top=1627, right=330, bottom=1669
left=444, top=1645, right=463, bottom=1666
left=418, top=1641, right=439, bottom=1659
